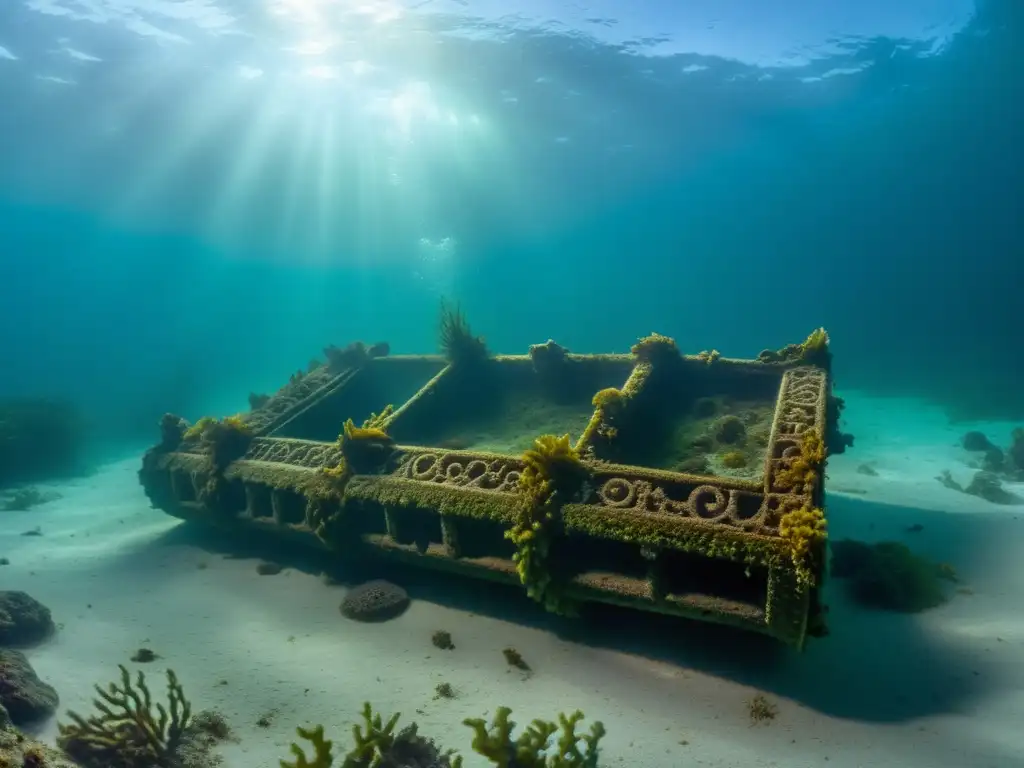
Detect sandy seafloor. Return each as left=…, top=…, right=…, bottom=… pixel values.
left=3, top=391, right=1024, bottom=768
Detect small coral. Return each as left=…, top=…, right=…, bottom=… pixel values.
left=502, top=647, right=530, bottom=671
left=434, top=682, right=456, bottom=700
left=779, top=505, right=827, bottom=587
left=431, top=630, right=454, bottom=650
left=747, top=695, right=778, bottom=724
left=720, top=451, right=748, bottom=469
left=339, top=408, right=396, bottom=473
left=799, top=327, right=832, bottom=369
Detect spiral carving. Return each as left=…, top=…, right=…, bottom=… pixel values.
left=591, top=476, right=761, bottom=528
left=688, top=485, right=731, bottom=519
left=394, top=450, right=523, bottom=494
left=598, top=477, right=637, bottom=508
left=244, top=438, right=343, bottom=469
left=766, top=366, right=827, bottom=497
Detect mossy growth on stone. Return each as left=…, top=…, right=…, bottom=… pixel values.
left=697, top=348, right=721, bottom=364
left=779, top=505, right=827, bottom=587
left=758, top=327, right=832, bottom=369
left=505, top=433, right=589, bottom=616
left=578, top=386, right=628, bottom=448
left=308, top=408, right=397, bottom=545
left=630, top=332, right=680, bottom=366
left=776, top=430, right=826, bottom=492
left=138, top=327, right=844, bottom=647
left=337, top=406, right=396, bottom=474
left=183, top=414, right=253, bottom=471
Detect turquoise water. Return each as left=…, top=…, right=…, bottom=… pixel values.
left=1, top=2, right=1023, bottom=767
left=2, top=0, right=1021, bottom=441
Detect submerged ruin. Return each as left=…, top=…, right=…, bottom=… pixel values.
left=139, top=310, right=849, bottom=649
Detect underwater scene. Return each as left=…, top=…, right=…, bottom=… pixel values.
left=1, top=1, right=1023, bottom=767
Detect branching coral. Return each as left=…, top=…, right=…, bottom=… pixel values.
left=506, top=435, right=589, bottom=616
left=439, top=299, right=487, bottom=366
left=779, top=505, right=827, bottom=587
left=57, top=665, right=191, bottom=768
left=630, top=332, right=679, bottom=365
left=284, top=702, right=462, bottom=768
left=281, top=725, right=333, bottom=768
left=282, top=704, right=605, bottom=768
left=463, top=706, right=605, bottom=768
left=775, top=430, right=826, bottom=492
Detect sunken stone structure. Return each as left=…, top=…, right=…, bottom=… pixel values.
left=139, top=327, right=849, bottom=649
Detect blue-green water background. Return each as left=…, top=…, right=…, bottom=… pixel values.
left=0, top=0, right=1020, bottom=448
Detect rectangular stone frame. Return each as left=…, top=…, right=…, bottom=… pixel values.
left=139, top=355, right=828, bottom=648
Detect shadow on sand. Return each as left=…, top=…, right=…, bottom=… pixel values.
left=140, top=491, right=1019, bottom=727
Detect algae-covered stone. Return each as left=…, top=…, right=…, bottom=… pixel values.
left=0, top=648, right=59, bottom=724
left=0, top=590, right=55, bottom=646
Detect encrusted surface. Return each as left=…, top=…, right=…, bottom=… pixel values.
left=766, top=367, right=827, bottom=497
left=245, top=366, right=345, bottom=435
left=139, top=351, right=832, bottom=647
